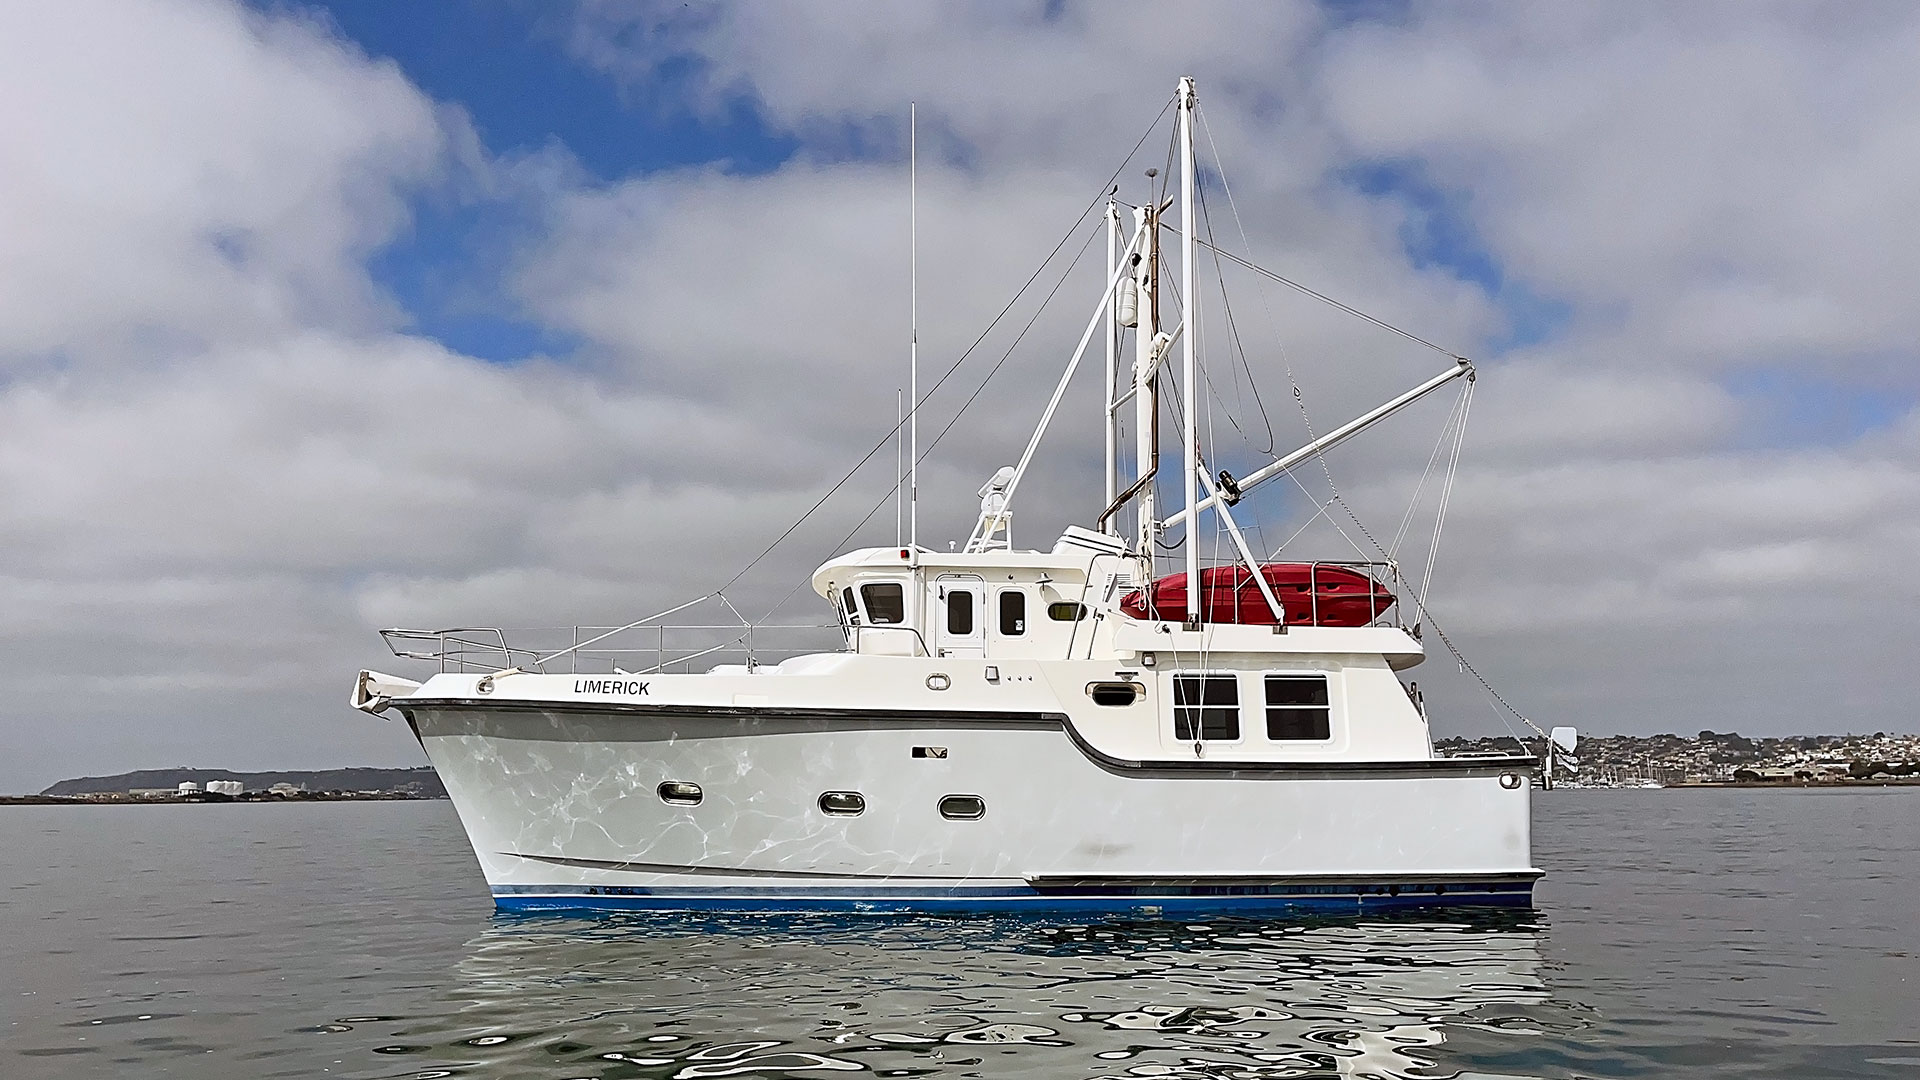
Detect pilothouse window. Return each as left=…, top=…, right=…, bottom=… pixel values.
left=861, top=582, right=905, bottom=625
left=1173, top=674, right=1240, bottom=741
left=1266, top=675, right=1331, bottom=741
left=998, top=589, right=1026, bottom=636
left=946, top=589, right=974, bottom=635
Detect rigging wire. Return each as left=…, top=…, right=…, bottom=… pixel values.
left=1195, top=164, right=1277, bottom=454
left=757, top=221, right=1107, bottom=621
left=1418, top=380, right=1473, bottom=611
left=1196, top=104, right=1539, bottom=748
left=718, top=96, right=1176, bottom=599
left=1389, top=387, right=1470, bottom=558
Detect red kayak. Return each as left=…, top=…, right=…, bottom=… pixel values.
left=1120, top=563, right=1395, bottom=627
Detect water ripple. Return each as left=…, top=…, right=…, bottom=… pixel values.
left=6, top=792, right=1919, bottom=1078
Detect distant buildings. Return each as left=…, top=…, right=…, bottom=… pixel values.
left=1438, top=730, right=1920, bottom=785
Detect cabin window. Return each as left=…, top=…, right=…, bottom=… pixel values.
left=1266, top=674, right=1331, bottom=741
left=946, top=588, right=975, bottom=635
left=1048, top=601, right=1088, bottom=622
left=819, top=791, right=866, bottom=816
left=998, top=589, right=1027, bottom=636
left=1087, top=681, right=1145, bottom=706
left=841, top=586, right=858, bottom=624
left=1173, top=674, right=1239, bottom=741
left=861, top=582, right=905, bottom=624
left=658, top=781, right=702, bottom=805
left=939, top=794, right=986, bottom=820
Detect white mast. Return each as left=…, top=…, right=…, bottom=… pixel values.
left=1177, top=76, right=1200, bottom=627
left=909, top=102, right=919, bottom=558
left=1132, top=201, right=1157, bottom=580
left=1104, top=198, right=1119, bottom=522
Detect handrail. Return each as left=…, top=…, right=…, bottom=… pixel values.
left=852, top=624, right=932, bottom=657
left=380, top=621, right=844, bottom=674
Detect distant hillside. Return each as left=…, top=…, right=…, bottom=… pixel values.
left=41, top=767, right=445, bottom=797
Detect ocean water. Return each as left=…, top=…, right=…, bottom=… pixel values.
left=3, top=789, right=1916, bottom=1079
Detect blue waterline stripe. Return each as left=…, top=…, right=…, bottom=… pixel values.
left=491, top=880, right=1533, bottom=914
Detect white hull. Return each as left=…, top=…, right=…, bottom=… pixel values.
left=352, top=77, right=1554, bottom=917
left=407, top=696, right=1539, bottom=914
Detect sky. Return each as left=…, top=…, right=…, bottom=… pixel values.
left=3, top=0, right=1918, bottom=792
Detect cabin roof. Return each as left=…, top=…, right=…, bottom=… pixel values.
left=809, top=545, right=1104, bottom=598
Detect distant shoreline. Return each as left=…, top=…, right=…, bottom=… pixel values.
left=0, top=792, right=447, bottom=805
left=1611, top=778, right=1920, bottom=791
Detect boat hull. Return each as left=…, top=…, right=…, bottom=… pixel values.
left=405, top=701, right=1539, bottom=916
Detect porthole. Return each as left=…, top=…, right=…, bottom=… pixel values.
left=1499, top=772, right=1524, bottom=790
left=658, top=781, right=702, bottom=805
left=819, top=791, right=866, bottom=816
left=1086, top=681, right=1145, bottom=706
left=1047, top=601, right=1088, bottom=622
left=939, top=794, right=986, bottom=820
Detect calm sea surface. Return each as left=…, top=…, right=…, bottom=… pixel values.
left=3, top=790, right=1916, bottom=1079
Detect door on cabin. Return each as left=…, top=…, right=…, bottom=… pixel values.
left=935, top=575, right=986, bottom=658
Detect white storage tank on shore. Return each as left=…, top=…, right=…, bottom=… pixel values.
left=177, top=781, right=199, bottom=793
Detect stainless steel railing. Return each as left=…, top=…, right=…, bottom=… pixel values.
left=379, top=621, right=845, bottom=675
left=1177, top=557, right=1409, bottom=629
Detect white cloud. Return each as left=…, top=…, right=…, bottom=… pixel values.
left=5, top=0, right=1920, bottom=790
left=0, top=0, right=459, bottom=364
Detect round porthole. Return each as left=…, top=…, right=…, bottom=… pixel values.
left=819, top=791, right=866, bottom=816
left=926, top=673, right=951, bottom=691
left=1499, top=772, right=1524, bottom=790
left=658, top=781, right=703, bottom=806
left=939, top=794, right=986, bottom=820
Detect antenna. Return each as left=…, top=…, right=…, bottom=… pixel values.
left=896, top=388, right=904, bottom=547
left=909, top=101, right=919, bottom=557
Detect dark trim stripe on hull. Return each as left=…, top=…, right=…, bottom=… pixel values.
left=490, top=878, right=1538, bottom=915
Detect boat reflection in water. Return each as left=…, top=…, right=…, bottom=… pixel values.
left=393, top=912, right=1583, bottom=1079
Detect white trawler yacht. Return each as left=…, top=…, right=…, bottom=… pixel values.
left=353, top=78, right=1548, bottom=914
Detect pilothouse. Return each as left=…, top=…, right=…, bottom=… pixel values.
left=352, top=77, right=1553, bottom=914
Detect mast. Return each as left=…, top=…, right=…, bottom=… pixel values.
left=1177, top=75, right=1200, bottom=628
left=909, top=102, right=919, bottom=558
left=1133, top=199, right=1157, bottom=583
left=1104, top=198, right=1119, bottom=521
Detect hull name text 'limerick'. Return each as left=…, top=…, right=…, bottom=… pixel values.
left=573, top=680, right=649, bottom=696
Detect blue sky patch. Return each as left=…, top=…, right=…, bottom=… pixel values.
left=261, top=0, right=806, bottom=364
left=1726, top=368, right=1912, bottom=447
left=1343, top=158, right=1569, bottom=354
